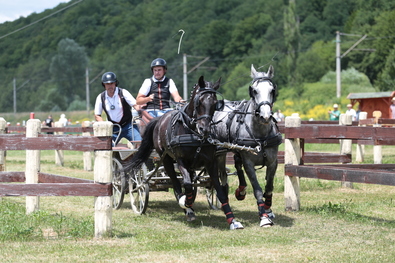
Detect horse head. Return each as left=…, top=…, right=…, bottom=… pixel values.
left=188, top=76, right=221, bottom=137
left=249, top=64, right=277, bottom=123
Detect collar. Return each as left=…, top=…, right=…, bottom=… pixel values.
left=152, top=76, right=166, bottom=82
left=106, top=87, right=119, bottom=98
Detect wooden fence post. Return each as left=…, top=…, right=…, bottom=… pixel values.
left=0, top=118, right=6, bottom=172
left=373, top=111, right=382, bottom=164
left=54, top=121, right=64, bottom=166
left=284, top=113, right=301, bottom=211
left=25, top=119, right=41, bottom=214
left=82, top=121, right=92, bottom=171
left=356, top=112, right=367, bottom=162
left=93, top=121, right=113, bottom=238
left=340, top=114, right=353, bottom=188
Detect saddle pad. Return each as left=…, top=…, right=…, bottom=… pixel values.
left=169, top=134, right=204, bottom=148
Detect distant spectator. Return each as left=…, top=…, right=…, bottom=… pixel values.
left=356, top=104, right=361, bottom=121
left=328, top=104, right=340, bottom=121
left=273, top=109, right=285, bottom=122
left=42, top=115, right=54, bottom=134
left=345, top=104, right=357, bottom=121
left=390, top=98, right=395, bottom=119
left=59, top=114, right=68, bottom=127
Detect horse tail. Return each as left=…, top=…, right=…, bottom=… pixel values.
left=125, top=118, right=158, bottom=172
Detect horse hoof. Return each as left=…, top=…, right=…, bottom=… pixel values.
left=229, top=219, right=244, bottom=230
left=265, top=209, right=275, bottom=219
left=235, top=186, right=246, bottom=201
left=260, top=216, right=274, bottom=227
left=178, top=195, right=187, bottom=209
left=185, top=208, right=196, bottom=222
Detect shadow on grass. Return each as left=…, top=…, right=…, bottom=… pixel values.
left=117, top=198, right=295, bottom=230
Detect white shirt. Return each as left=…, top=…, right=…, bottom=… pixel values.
left=94, top=87, right=136, bottom=123
left=138, top=76, right=178, bottom=96
left=346, top=108, right=357, bottom=121
left=390, top=104, right=395, bottom=119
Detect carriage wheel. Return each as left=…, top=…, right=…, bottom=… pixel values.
left=206, top=186, right=221, bottom=210
left=112, top=157, right=126, bottom=209
left=129, top=163, right=149, bottom=214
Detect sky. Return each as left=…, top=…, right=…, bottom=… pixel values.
left=0, top=0, right=72, bottom=24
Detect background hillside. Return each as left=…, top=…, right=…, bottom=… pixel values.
left=1, top=0, right=395, bottom=122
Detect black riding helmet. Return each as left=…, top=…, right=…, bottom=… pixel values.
left=101, top=72, right=119, bottom=87
left=150, top=58, right=167, bottom=71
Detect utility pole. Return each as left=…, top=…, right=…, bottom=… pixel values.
left=336, top=31, right=368, bottom=98
left=86, top=67, right=90, bottom=115
left=183, top=54, right=188, bottom=100
left=13, top=78, right=16, bottom=114
left=182, top=54, right=210, bottom=100
left=13, top=78, right=30, bottom=114
left=336, top=31, right=341, bottom=98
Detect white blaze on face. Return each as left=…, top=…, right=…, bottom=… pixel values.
left=254, top=81, right=273, bottom=121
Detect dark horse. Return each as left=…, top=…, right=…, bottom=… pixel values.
left=212, top=65, right=282, bottom=227
left=127, top=76, right=244, bottom=230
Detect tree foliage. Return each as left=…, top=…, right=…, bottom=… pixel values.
left=0, top=0, right=394, bottom=113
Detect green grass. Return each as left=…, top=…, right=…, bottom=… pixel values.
left=1, top=147, right=395, bottom=262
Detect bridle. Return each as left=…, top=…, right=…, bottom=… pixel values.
left=192, top=87, right=223, bottom=123
left=249, top=77, right=277, bottom=116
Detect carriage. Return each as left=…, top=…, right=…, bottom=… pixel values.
left=111, top=66, right=281, bottom=229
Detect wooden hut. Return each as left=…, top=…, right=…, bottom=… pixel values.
left=347, top=91, right=395, bottom=118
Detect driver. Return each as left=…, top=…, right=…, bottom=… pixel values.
left=94, top=72, right=142, bottom=145
left=136, top=58, right=184, bottom=118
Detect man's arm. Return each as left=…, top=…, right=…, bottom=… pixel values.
left=171, top=91, right=184, bottom=103
left=136, top=92, right=154, bottom=105
left=95, top=114, right=103, bottom=122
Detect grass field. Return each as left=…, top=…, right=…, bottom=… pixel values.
left=1, top=145, right=395, bottom=262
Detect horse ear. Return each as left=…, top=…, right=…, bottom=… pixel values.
left=198, top=76, right=205, bottom=89
left=213, top=77, right=222, bottom=90
left=267, top=65, right=274, bottom=78
left=251, top=64, right=258, bottom=78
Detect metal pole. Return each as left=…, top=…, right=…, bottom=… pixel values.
left=336, top=31, right=341, bottom=98
left=183, top=53, right=188, bottom=100
left=86, top=67, right=90, bottom=115
left=13, top=78, right=16, bottom=114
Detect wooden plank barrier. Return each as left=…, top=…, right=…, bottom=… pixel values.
left=283, top=114, right=395, bottom=211
left=0, top=118, right=113, bottom=238
left=6, top=124, right=95, bottom=170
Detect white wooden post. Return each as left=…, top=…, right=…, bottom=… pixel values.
left=373, top=123, right=382, bottom=164
left=340, top=114, right=353, bottom=188
left=82, top=121, right=92, bottom=171
left=93, top=121, right=113, bottom=238
left=25, top=119, right=41, bottom=214
left=373, top=111, right=382, bottom=164
left=0, top=117, right=6, bottom=172
left=356, top=112, right=367, bottom=162
left=284, top=113, right=301, bottom=211
left=54, top=121, right=64, bottom=166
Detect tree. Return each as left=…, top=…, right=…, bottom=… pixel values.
left=49, top=38, right=88, bottom=110
left=284, top=0, right=301, bottom=90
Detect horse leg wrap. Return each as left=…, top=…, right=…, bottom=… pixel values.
left=259, top=191, right=276, bottom=225
left=264, top=193, right=272, bottom=208
left=235, top=185, right=247, bottom=201
left=258, top=200, right=275, bottom=219
left=184, top=184, right=194, bottom=208
left=222, top=202, right=235, bottom=225
left=185, top=191, right=194, bottom=208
